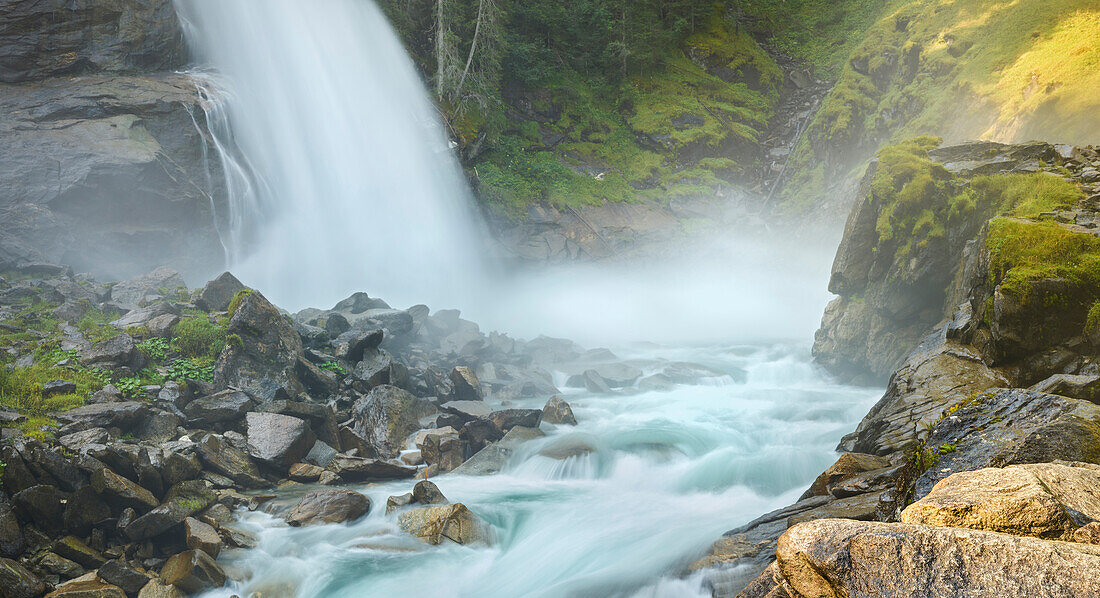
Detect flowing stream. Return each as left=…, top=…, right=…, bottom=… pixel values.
left=174, top=1, right=879, bottom=596
left=198, top=343, right=875, bottom=598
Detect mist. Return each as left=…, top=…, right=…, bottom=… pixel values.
left=465, top=229, right=840, bottom=347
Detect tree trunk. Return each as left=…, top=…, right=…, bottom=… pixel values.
left=454, top=0, right=485, bottom=100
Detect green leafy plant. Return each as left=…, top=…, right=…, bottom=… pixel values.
left=171, top=317, right=228, bottom=361
left=138, top=337, right=170, bottom=362
left=167, top=359, right=215, bottom=383
left=319, top=361, right=347, bottom=376
left=116, top=376, right=146, bottom=399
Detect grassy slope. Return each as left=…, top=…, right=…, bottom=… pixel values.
left=472, top=13, right=783, bottom=218
left=0, top=280, right=230, bottom=438
left=777, top=0, right=1100, bottom=215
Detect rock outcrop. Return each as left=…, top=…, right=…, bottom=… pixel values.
left=700, top=141, right=1100, bottom=595
left=768, top=519, right=1100, bottom=598
left=813, top=140, right=1084, bottom=383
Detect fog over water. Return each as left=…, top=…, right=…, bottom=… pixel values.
left=174, top=1, right=876, bottom=596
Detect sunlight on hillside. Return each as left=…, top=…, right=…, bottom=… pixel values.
left=982, top=10, right=1100, bottom=142
left=779, top=0, right=1100, bottom=214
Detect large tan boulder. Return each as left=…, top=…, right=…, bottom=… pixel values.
left=397, top=504, right=490, bottom=545
left=161, top=550, right=226, bottom=594
left=45, top=575, right=126, bottom=598
left=775, top=519, right=1100, bottom=598
left=901, top=462, right=1100, bottom=539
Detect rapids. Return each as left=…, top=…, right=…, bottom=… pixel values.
left=197, top=344, right=876, bottom=598
left=173, top=2, right=879, bottom=596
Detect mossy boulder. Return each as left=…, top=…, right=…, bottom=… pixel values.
left=213, top=290, right=306, bottom=401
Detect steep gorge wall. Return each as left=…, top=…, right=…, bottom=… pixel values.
left=0, top=0, right=227, bottom=282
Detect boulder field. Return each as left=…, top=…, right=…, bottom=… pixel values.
left=0, top=262, right=736, bottom=596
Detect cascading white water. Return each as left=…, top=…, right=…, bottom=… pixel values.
left=195, top=343, right=876, bottom=598
left=170, top=3, right=882, bottom=597
left=174, top=0, right=489, bottom=311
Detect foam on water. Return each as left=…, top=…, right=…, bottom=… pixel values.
left=196, top=344, right=876, bottom=598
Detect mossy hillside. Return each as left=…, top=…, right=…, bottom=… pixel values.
left=739, top=0, right=901, bottom=76
left=867, top=138, right=1084, bottom=277
left=473, top=14, right=782, bottom=218
left=779, top=0, right=1100, bottom=214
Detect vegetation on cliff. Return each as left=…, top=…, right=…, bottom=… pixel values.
left=987, top=219, right=1100, bottom=315
left=867, top=138, right=1084, bottom=270
left=381, top=0, right=785, bottom=216
left=778, top=0, right=1100, bottom=215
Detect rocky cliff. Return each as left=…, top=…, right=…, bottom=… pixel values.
left=0, top=0, right=227, bottom=282
left=693, top=139, right=1100, bottom=596
left=814, top=139, right=1093, bottom=383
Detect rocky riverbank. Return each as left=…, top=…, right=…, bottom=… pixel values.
left=693, top=139, right=1100, bottom=596
left=0, top=262, right=735, bottom=597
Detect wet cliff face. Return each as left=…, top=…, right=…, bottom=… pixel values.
left=0, top=0, right=227, bottom=282
left=0, top=0, right=186, bottom=82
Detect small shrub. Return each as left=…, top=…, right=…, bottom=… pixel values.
left=171, top=317, right=227, bottom=361
left=319, top=361, right=347, bottom=376
left=1087, top=301, right=1100, bottom=334
left=77, top=309, right=118, bottom=344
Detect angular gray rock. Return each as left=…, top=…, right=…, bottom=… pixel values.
left=449, top=366, right=483, bottom=401
left=109, top=267, right=187, bottom=309
left=351, top=385, right=422, bottom=459
left=80, top=334, right=142, bottom=370
left=0, top=556, right=44, bottom=598
left=327, top=455, right=416, bottom=482
left=213, top=290, right=306, bottom=401
left=161, top=550, right=226, bottom=594
left=111, top=302, right=178, bottom=330
left=194, top=272, right=245, bottom=312
left=124, top=480, right=215, bottom=541
left=194, top=434, right=266, bottom=489
left=183, top=390, right=254, bottom=426
left=440, top=400, right=493, bottom=422
left=542, top=396, right=578, bottom=425
left=487, top=409, right=542, bottom=431
left=245, top=412, right=315, bottom=470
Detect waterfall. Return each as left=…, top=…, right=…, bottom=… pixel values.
left=173, top=0, right=490, bottom=311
